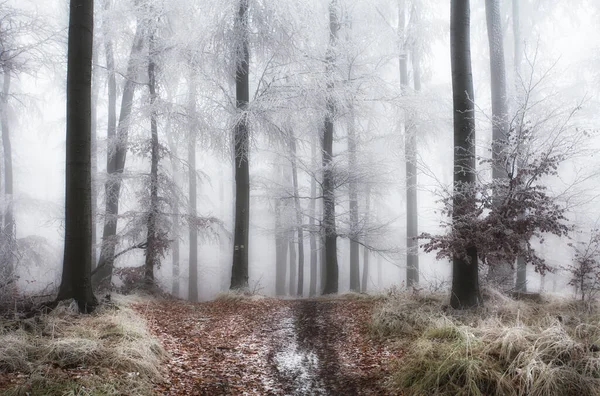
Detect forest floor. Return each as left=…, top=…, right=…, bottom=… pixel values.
left=134, top=295, right=395, bottom=395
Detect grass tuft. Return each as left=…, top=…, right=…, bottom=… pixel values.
left=374, top=289, right=600, bottom=395
left=0, top=293, right=165, bottom=395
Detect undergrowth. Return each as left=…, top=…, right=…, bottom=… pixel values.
left=372, top=287, right=600, bottom=395
left=0, top=294, right=165, bottom=395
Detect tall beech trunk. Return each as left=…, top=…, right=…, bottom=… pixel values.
left=230, top=0, right=250, bottom=290
left=361, top=185, right=371, bottom=293
left=513, top=0, right=527, bottom=293
left=289, top=131, right=305, bottom=296
left=400, top=0, right=419, bottom=287
left=348, top=106, right=360, bottom=292
left=57, top=0, right=97, bottom=312
left=165, top=91, right=180, bottom=297
left=322, top=0, right=339, bottom=295
left=485, top=0, right=512, bottom=289
left=143, top=30, right=160, bottom=288
left=188, top=73, right=199, bottom=302
left=91, top=30, right=100, bottom=269
left=450, top=0, right=480, bottom=309
left=308, top=135, right=318, bottom=296
left=93, top=21, right=144, bottom=289
left=274, top=173, right=287, bottom=296
left=288, top=230, right=297, bottom=295
left=1, top=66, right=14, bottom=275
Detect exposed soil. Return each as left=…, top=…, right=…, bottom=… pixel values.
left=135, top=297, right=393, bottom=395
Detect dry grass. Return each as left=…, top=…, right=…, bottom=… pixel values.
left=373, top=287, right=600, bottom=395
left=0, top=294, right=165, bottom=395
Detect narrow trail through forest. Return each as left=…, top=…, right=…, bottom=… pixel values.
left=134, top=297, right=392, bottom=395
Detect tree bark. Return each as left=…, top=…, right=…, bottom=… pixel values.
left=164, top=90, right=179, bottom=297
left=348, top=105, right=360, bottom=292
left=188, top=72, right=199, bottom=302
left=322, top=0, right=339, bottom=295
left=361, top=185, right=371, bottom=293
left=450, top=0, right=480, bottom=309
left=289, top=131, right=304, bottom=296
left=90, top=26, right=100, bottom=270
left=93, top=20, right=144, bottom=289
left=308, top=135, right=318, bottom=297
left=57, top=0, right=97, bottom=313
left=230, top=0, right=250, bottom=290
left=513, top=0, right=527, bottom=293
left=400, top=0, right=419, bottom=287
left=143, top=29, right=160, bottom=288
left=1, top=66, right=14, bottom=276
left=274, top=173, right=287, bottom=296
left=485, top=0, right=512, bottom=290
left=288, top=229, right=296, bottom=296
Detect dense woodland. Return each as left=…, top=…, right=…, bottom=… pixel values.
left=0, top=0, right=599, bottom=307
left=2, top=0, right=600, bottom=394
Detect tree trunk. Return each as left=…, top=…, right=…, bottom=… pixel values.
left=400, top=0, right=419, bottom=288
left=513, top=0, right=527, bottom=293
left=322, top=0, right=339, bottom=295
left=230, top=0, right=250, bottom=290
left=57, top=0, right=97, bottom=313
left=289, top=131, right=305, bottom=296
left=485, top=0, right=512, bottom=290
left=361, top=185, right=370, bottom=293
left=188, top=72, right=199, bottom=302
left=93, top=20, right=144, bottom=289
left=1, top=66, right=14, bottom=276
left=288, top=229, right=296, bottom=296
left=450, top=0, right=480, bottom=309
left=274, top=178, right=287, bottom=296
left=90, top=28, right=100, bottom=269
left=308, top=135, right=318, bottom=297
left=165, top=90, right=179, bottom=297
left=143, top=29, right=160, bottom=289
left=348, top=105, right=360, bottom=292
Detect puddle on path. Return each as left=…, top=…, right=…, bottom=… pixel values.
left=271, top=310, right=327, bottom=395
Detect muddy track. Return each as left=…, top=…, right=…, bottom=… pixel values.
left=137, top=298, right=391, bottom=395
left=268, top=300, right=382, bottom=395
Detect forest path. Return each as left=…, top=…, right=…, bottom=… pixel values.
left=134, top=296, right=392, bottom=395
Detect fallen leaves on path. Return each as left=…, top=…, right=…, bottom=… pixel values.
left=134, top=296, right=395, bottom=395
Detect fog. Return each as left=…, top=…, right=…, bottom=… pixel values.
left=3, top=0, right=600, bottom=301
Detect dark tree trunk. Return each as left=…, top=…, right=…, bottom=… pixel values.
left=289, top=131, right=305, bottom=296
left=485, top=0, right=512, bottom=290
left=93, top=21, right=144, bottom=289
left=361, top=185, right=370, bottom=293
left=57, top=0, right=97, bottom=313
left=1, top=66, right=14, bottom=275
left=188, top=72, right=199, bottom=302
left=230, top=0, right=250, bottom=290
left=450, top=0, right=480, bottom=309
left=308, top=135, right=318, bottom=297
left=513, top=0, right=527, bottom=293
left=322, top=0, right=339, bottom=295
left=348, top=106, right=360, bottom=292
left=90, top=29, right=100, bottom=269
left=144, top=30, right=160, bottom=288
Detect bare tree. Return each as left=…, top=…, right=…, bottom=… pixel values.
left=93, top=17, right=145, bottom=289
left=57, top=0, right=97, bottom=313
left=322, top=0, right=339, bottom=295
left=230, top=0, right=250, bottom=290
left=449, top=0, right=480, bottom=309
left=485, top=0, right=512, bottom=289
